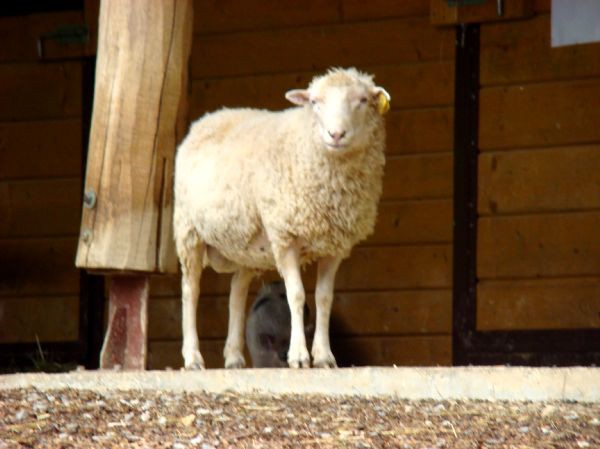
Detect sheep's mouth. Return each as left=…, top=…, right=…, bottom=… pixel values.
left=325, top=141, right=349, bottom=151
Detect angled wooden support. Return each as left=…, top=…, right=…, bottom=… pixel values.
left=100, top=276, right=149, bottom=370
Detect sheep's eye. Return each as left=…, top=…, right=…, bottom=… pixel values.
left=310, top=99, right=317, bottom=105
left=359, top=97, right=368, bottom=104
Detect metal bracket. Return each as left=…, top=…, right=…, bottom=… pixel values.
left=37, top=24, right=89, bottom=59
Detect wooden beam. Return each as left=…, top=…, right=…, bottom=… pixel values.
left=76, top=0, right=193, bottom=273
left=99, top=276, right=148, bottom=370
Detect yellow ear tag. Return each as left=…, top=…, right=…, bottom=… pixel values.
left=377, top=94, right=390, bottom=115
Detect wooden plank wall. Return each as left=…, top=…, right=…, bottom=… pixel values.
left=0, top=12, right=83, bottom=345
left=477, top=2, right=600, bottom=331
left=147, top=0, right=455, bottom=368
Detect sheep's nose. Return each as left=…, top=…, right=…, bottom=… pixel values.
left=328, top=130, right=346, bottom=142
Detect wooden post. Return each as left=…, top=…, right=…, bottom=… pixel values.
left=76, top=0, right=192, bottom=273
left=100, top=276, right=149, bottom=370
left=76, top=0, right=193, bottom=369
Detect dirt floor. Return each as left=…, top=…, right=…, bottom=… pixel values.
left=0, top=388, right=598, bottom=449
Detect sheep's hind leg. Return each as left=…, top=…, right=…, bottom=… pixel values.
left=223, top=268, right=254, bottom=369
left=277, top=245, right=310, bottom=368
left=312, top=256, right=342, bottom=368
left=179, top=237, right=205, bottom=370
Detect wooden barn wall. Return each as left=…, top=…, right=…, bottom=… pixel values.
left=147, top=0, right=456, bottom=369
left=477, top=3, right=600, bottom=331
left=0, top=12, right=84, bottom=347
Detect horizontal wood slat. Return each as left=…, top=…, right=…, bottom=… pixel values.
left=190, top=63, right=453, bottom=116
left=147, top=334, right=452, bottom=369
left=0, top=178, right=81, bottom=237
left=333, top=335, right=451, bottom=367
left=368, top=199, right=453, bottom=245
left=0, top=120, right=82, bottom=180
left=478, top=212, right=600, bottom=279
left=387, top=108, right=454, bottom=155
left=430, top=0, right=533, bottom=25
left=481, top=14, right=600, bottom=86
left=478, top=278, right=600, bottom=331
left=194, top=0, right=429, bottom=34
left=341, top=0, right=429, bottom=22
left=0, top=238, right=80, bottom=297
left=382, top=153, right=453, bottom=200
left=479, top=145, right=600, bottom=215
left=148, top=289, right=451, bottom=340
left=191, top=18, right=454, bottom=78
left=188, top=106, right=453, bottom=157
left=0, top=62, right=82, bottom=121
left=151, top=244, right=452, bottom=297
left=0, top=296, right=79, bottom=343
left=480, top=79, right=600, bottom=151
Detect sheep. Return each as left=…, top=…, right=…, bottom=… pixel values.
left=173, top=67, right=390, bottom=369
left=246, top=281, right=313, bottom=367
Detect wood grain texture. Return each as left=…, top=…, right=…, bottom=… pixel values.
left=479, top=79, right=600, bottom=151
left=0, top=296, right=79, bottom=343
left=150, top=244, right=452, bottom=297
left=478, top=212, right=600, bottom=279
left=341, top=0, right=428, bottom=21
left=0, top=237, right=79, bottom=297
left=147, top=289, right=451, bottom=340
left=335, top=245, right=452, bottom=290
left=382, top=153, right=453, bottom=200
left=0, top=62, right=81, bottom=121
left=479, top=145, right=600, bottom=215
left=478, top=278, right=600, bottom=331
left=387, top=108, right=454, bottom=155
left=193, top=0, right=428, bottom=34
left=481, top=14, right=600, bottom=86
left=191, top=18, right=454, bottom=78
left=367, top=199, right=453, bottom=245
left=76, top=0, right=193, bottom=273
left=333, top=335, right=452, bottom=367
left=147, top=334, right=452, bottom=369
left=431, top=0, right=533, bottom=25
left=0, top=120, right=81, bottom=180
left=190, top=63, right=453, bottom=117
left=0, top=178, right=81, bottom=237
left=194, top=0, right=339, bottom=34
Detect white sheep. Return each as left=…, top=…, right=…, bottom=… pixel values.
left=173, top=67, right=390, bottom=369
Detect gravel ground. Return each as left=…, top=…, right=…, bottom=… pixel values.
left=1, top=388, right=599, bottom=448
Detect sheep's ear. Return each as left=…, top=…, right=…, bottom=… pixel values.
left=285, top=89, right=310, bottom=105
left=372, top=86, right=391, bottom=115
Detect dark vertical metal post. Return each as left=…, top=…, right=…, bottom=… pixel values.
left=452, top=24, right=480, bottom=365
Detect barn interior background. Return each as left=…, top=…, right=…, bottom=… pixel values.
left=0, top=0, right=598, bottom=371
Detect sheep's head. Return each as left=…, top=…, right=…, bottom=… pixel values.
left=285, top=67, right=390, bottom=153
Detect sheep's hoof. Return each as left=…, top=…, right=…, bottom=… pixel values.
left=183, top=349, right=205, bottom=370
left=288, top=357, right=311, bottom=368
left=288, top=347, right=311, bottom=368
left=312, top=347, right=337, bottom=368
left=313, top=357, right=337, bottom=368
left=185, top=362, right=205, bottom=370
left=224, top=355, right=246, bottom=369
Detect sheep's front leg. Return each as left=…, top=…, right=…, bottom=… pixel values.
left=223, top=268, right=254, bottom=369
left=277, top=245, right=310, bottom=368
left=180, top=242, right=205, bottom=370
left=312, top=256, right=342, bottom=368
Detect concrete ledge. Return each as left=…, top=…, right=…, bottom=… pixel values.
left=1, top=367, right=598, bottom=402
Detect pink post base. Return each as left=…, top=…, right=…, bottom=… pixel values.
left=99, top=275, right=149, bottom=370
